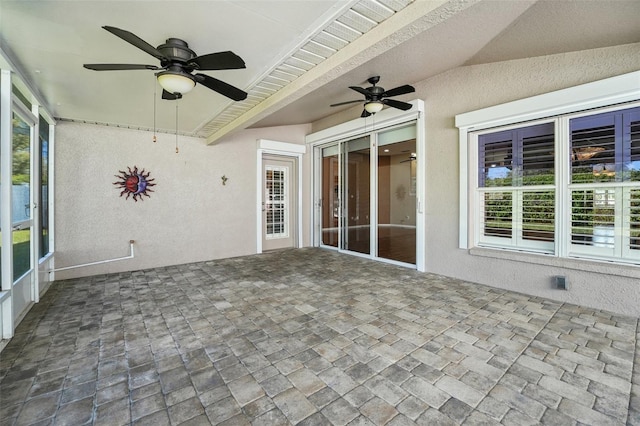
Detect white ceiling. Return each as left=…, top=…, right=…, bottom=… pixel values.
left=1, top=0, right=639, bottom=143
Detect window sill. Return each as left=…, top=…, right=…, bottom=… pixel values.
left=469, top=247, right=640, bottom=279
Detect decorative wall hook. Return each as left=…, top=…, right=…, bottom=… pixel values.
left=221, top=175, right=228, bottom=185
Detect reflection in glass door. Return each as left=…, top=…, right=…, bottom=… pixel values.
left=377, top=126, right=416, bottom=264
left=320, top=136, right=371, bottom=254
left=342, top=136, right=370, bottom=255
left=321, top=146, right=339, bottom=248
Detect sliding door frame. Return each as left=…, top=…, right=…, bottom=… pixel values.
left=307, top=99, right=426, bottom=271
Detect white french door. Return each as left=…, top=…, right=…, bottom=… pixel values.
left=262, top=155, right=297, bottom=251
left=256, top=139, right=305, bottom=254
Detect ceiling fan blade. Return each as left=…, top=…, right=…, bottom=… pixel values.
left=330, top=100, right=363, bottom=107
left=83, top=64, right=160, bottom=71
left=349, top=86, right=370, bottom=97
left=361, top=109, right=372, bottom=118
left=383, top=98, right=413, bottom=111
left=162, top=90, right=182, bottom=100
left=102, top=26, right=166, bottom=61
left=194, top=74, right=247, bottom=101
left=382, top=84, right=415, bottom=98
left=190, top=51, right=246, bottom=70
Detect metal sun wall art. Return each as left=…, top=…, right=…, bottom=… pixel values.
left=113, top=166, right=156, bottom=201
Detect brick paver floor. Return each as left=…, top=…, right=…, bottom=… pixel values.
left=1, top=248, right=638, bottom=425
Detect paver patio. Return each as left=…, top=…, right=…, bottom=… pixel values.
left=0, top=248, right=638, bottom=425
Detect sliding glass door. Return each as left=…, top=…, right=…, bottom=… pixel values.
left=320, top=135, right=371, bottom=255
left=321, top=145, right=339, bottom=248
left=342, top=136, right=371, bottom=255
left=318, top=124, right=417, bottom=266
left=377, top=125, right=416, bottom=264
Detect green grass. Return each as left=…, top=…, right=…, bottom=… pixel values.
left=13, top=230, right=31, bottom=278
left=0, top=230, right=31, bottom=279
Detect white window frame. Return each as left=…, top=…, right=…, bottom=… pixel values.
left=456, top=71, right=640, bottom=263
left=563, top=105, right=640, bottom=263
left=472, top=119, right=557, bottom=254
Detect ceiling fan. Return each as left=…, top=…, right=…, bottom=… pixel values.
left=400, top=152, right=417, bottom=163
left=330, top=76, right=415, bottom=117
left=83, top=26, right=248, bottom=101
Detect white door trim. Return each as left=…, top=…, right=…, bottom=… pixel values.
left=256, top=139, right=306, bottom=253
left=306, top=99, right=426, bottom=272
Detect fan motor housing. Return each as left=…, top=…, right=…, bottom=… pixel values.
left=157, top=38, right=195, bottom=63
left=368, top=86, right=384, bottom=99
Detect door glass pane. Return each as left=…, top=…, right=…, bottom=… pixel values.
left=377, top=128, right=416, bottom=264
left=13, top=229, right=31, bottom=279
left=265, top=166, right=288, bottom=238
left=343, top=137, right=370, bottom=255
left=13, top=113, right=32, bottom=279
left=321, top=146, right=339, bottom=247
left=40, top=115, right=49, bottom=256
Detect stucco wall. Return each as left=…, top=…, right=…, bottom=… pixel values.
left=313, top=43, right=640, bottom=316
left=419, top=43, right=640, bottom=317
left=54, top=122, right=310, bottom=280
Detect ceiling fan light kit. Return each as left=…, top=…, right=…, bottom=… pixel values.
left=83, top=26, right=248, bottom=101
left=364, top=101, right=384, bottom=114
left=157, top=71, right=195, bottom=95
left=330, top=76, right=415, bottom=118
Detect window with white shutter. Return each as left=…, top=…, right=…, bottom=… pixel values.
left=568, top=107, right=640, bottom=262
left=471, top=105, right=640, bottom=264
left=477, top=123, right=555, bottom=253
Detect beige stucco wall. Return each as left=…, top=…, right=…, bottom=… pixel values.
left=420, top=43, right=640, bottom=317
left=54, top=122, right=310, bottom=280
left=313, top=43, right=640, bottom=316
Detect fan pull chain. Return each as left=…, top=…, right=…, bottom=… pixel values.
left=175, top=102, right=179, bottom=154
left=153, top=81, right=157, bottom=143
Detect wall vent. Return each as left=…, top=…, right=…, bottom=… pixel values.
left=554, top=276, right=568, bottom=290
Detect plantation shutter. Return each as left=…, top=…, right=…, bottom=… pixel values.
left=569, top=106, right=640, bottom=261
left=477, top=123, right=555, bottom=251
